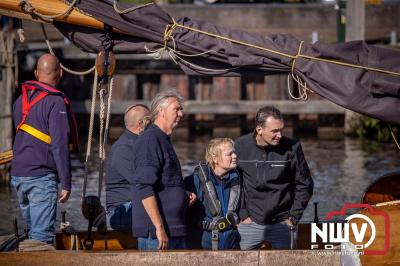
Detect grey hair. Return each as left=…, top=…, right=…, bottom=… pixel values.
left=255, top=106, right=283, bottom=127
left=142, top=89, right=184, bottom=129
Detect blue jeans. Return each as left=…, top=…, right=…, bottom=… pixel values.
left=107, top=202, right=132, bottom=233
left=11, top=173, right=58, bottom=244
left=138, top=233, right=187, bottom=251
left=238, top=220, right=292, bottom=250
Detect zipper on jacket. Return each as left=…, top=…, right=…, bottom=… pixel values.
left=255, top=162, right=258, bottom=180
left=263, top=151, right=267, bottom=180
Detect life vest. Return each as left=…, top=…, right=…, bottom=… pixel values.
left=195, top=163, right=241, bottom=250
left=16, top=80, right=79, bottom=152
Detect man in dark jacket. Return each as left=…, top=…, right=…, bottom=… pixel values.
left=11, top=53, right=78, bottom=244
left=131, top=89, right=196, bottom=250
left=235, top=106, right=313, bottom=250
left=105, top=104, right=149, bottom=232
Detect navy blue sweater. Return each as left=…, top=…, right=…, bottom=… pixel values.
left=105, top=129, right=137, bottom=210
left=11, top=90, right=71, bottom=191
left=131, top=124, right=187, bottom=238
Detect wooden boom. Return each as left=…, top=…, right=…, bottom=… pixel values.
left=0, top=0, right=126, bottom=34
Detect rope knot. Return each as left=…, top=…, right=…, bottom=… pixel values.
left=19, top=0, right=35, bottom=14
left=19, top=0, right=77, bottom=22
left=163, top=22, right=177, bottom=47
left=287, top=41, right=313, bottom=101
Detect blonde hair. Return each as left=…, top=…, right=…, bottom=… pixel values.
left=142, top=89, right=184, bottom=130
left=205, top=138, right=234, bottom=169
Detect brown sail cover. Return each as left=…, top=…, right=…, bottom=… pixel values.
left=55, top=0, right=400, bottom=124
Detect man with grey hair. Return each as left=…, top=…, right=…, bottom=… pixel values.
left=235, top=106, right=313, bottom=250
left=131, top=89, right=196, bottom=250
left=105, top=104, right=149, bottom=232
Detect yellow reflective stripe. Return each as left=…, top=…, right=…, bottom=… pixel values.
left=19, top=124, right=51, bottom=144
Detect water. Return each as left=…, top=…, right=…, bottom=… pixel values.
left=1, top=136, right=399, bottom=235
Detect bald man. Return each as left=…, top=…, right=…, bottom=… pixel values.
left=11, top=53, right=79, bottom=244
left=105, top=104, right=150, bottom=233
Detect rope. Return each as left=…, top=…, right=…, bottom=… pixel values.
left=70, top=234, right=79, bottom=251
left=165, top=18, right=400, bottom=77
left=85, top=69, right=98, bottom=163
left=97, top=85, right=106, bottom=199
left=17, top=19, right=25, bottom=43
left=40, top=24, right=95, bottom=75
left=82, top=69, right=98, bottom=198
left=103, top=77, right=114, bottom=160
left=287, top=73, right=308, bottom=100
left=98, top=87, right=106, bottom=160
left=286, top=41, right=311, bottom=100
left=145, top=34, right=241, bottom=74
left=297, top=54, right=400, bottom=77
left=113, top=0, right=153, bottom=14
left=388, top=124, right=400, bottom=151
left=291, top=41, right=303, bottom=74
left=96, top=77, right=113, bottom=199
left=19, top=0, right=77, bottom=22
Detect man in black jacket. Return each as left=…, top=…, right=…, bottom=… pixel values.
left=235, top=106, right=313, bottom=250
left=105, top=104, right=149, bottom=232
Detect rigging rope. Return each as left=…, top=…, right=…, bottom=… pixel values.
left=103, top=77, right=114, bottom=160
left=82, top=69, right=98, bottom=199
left=145, top=34, right=241, bottom=74
left=98, top=87, right=106, bottom=161
left=149, top=18, right=400, bottom=100
left=19, top=0, right=77, bottom=22
left=113, top=0, right=153, bottom=14
left=40, top=24, right=95, bottom=75
left=167, top=18, right=400, bottom=77
left=98, top=77, right=114, bottom=199
left=388, top=124, right=400, bottom=151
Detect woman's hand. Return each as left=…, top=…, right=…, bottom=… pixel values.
left=186, top=191, right=197, bottom=206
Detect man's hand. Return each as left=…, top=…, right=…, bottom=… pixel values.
left=240, top=216, right=253, bottom=224
left=156, top=226, right=169, bottom=250
left=59, top=189, right=70, bottom=203
left=282, top=218, right=294, bottom=227
left=186, top=191, right=197, bottom=206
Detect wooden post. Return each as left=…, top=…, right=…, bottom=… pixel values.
left=344, top=0, right=364, bottom=135
left=138, top=74, right=160, bottom=101
left=0, top=18, right=16, bottom=186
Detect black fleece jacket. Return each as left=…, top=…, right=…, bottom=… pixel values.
left=235, top=133, right=313, bottom=224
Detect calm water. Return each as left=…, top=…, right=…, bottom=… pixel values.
left=0, top=136, right=399, bottom=235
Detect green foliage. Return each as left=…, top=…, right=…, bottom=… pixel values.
left=356, top=117, right=392, bottom=142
